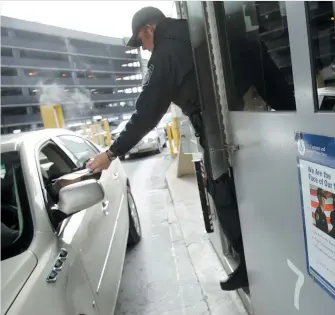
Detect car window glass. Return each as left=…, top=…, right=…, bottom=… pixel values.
left=1, top=151, right=33, bottom=261
left=307, top=1, right=335, bottom=112
left=39, top=144, right=73, bottom=183
left=38, top=142, right=76, bottom=226
left=319, top=95, right=335, bottom=111
left=216, top=1, right=296, bottom=111
left=114, top=120, right=128, bottom=133
left=57, top=135, right=98, bottom=167
left=1, top=164, right=6, bottom=179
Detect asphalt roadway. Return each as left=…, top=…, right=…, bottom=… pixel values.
left=114, top=148, right=184, bottom=315
left=113, top=148, right=247, bottom=315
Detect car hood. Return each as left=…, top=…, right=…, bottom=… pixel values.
left=144, top=130, right=158, bottom=140
left=1, top=250, right=37, bottom=314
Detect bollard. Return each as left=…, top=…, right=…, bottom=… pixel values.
left=102, top=119, right=112, bottom=147
left=90, top=124, right=99, bottom=144
left=40, top=104, right=65, bottom=128
left=82, top=124, right=87, bottom=136
left=171, top=117, right=180, bottom=150
left=166, top=124, right=176, bottom=158
left=98, top=125, right=104, bottom=147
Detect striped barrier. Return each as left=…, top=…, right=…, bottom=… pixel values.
left=194, top=159, right=214, bottom=233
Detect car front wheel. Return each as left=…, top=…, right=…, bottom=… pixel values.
left=127, top=186, right=141, bottom=245
left=155, top=140, right=162, bottom=154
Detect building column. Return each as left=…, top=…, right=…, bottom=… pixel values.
left=26, top=107, right=37, bottom=130
left=8, top=29, right=29, bottom=94
left=65, top=38, right=79, bottom=84
left=106, top=46, right=115, bottom=84
left=8, top=29, right=38, bottom=131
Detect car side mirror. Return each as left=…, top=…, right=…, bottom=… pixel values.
left=57, top=179, right=105, bottom=217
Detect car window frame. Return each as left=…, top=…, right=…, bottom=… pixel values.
left=1, top=150, right=34, bottom=261
left=34, top=138, right=78, bottom=231
left=53, top=134, right=100, bottom=168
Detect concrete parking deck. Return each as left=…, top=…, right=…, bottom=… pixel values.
left=115, top=153, right=247, bottom=315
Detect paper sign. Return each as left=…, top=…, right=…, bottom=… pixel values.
left=296, top=132, right=335, bottom=298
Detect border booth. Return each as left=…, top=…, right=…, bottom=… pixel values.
left=179, top=1, right=335, bottom=314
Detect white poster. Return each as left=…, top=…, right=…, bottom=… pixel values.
left=296, top=132, right=335, bottom=298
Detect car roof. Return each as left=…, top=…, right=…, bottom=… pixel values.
left=111, top=120, right=129, bottom=133
left=1, top=128, right=76, bottom=152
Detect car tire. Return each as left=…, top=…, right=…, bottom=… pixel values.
left=155, top=140, right=162, bottom=154
left=127, top=186, right=141, bottom=245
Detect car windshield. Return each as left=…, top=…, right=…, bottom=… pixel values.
left=113, top=120, right=129, bottom=133
left=158, top=113, right=172, bottom=126
left=1, top=151, right=33, bottom=260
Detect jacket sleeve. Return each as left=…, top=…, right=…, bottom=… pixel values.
left=109, top=50, right=176, bottom=156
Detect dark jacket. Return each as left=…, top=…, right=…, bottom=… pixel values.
left=315, top=206, right=328, bottom=233
left=110, top=18, right=198, bottom=156
left=110, top=17, right=297, bottom=156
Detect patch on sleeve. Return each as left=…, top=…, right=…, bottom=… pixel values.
left=142, top=64, right=155, bottom=87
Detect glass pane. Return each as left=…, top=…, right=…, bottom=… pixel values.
left=217, top=1, right=296, bottom=111
left=307, top=1, right=335, bottom=111
left=58, top=135, right=97, bottom=166
left=1, top=151, right=33, bottom=260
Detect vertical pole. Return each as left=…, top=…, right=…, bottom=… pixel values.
left=102, top=119, right=112, bottom=147
left=82, top=123, right=87, bottom=136
left=166, top=124, right=176, bottom=158
left=90, top=125, right=97, bottom=143
left=54, top=105, right=65, bottom=128
left=171, top=117, right=180, bottom=150
left=98, top=124, right=104, bottom=147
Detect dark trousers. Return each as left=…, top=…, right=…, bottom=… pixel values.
left=192, top=113, right=246, bottom=265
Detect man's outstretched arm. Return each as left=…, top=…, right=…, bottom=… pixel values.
left=110, top=52, right=175, bottom=156
left=87, top=49, right=176, bottom=173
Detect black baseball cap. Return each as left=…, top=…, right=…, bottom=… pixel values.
left=127, top=7, right=166, bottom=47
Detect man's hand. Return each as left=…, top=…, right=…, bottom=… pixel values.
left=86, top=151, right=112, bottom=174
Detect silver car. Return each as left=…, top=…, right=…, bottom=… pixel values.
left=111, top=120, right=167, bottom=160
left=1, top=129, right=142, bottom=315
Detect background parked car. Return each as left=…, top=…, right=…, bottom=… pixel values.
left=1, top=129, right=141, bottom=315
left=111, top=120, right=167, bottom=160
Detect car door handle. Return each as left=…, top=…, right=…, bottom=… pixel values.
left=102, top=201, right=109, bottom=215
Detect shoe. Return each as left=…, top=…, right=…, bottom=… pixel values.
left=220, top=263, right=249, bottom=291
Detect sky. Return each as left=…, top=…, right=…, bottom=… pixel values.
left=0, top=1, right=177, bottom=38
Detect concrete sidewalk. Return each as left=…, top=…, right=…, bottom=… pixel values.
left=165, top=160, right=248, bottom=315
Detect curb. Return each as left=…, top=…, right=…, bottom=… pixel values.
left=165, top=160, right=176, bottom=206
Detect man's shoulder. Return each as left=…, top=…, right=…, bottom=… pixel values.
left=157, top=19, right=191, bottom=49
left=148, top=43, right=174, bottom=65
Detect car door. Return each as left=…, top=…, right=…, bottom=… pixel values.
left=210, top=2, right=335, bottom=314
left=54, top=134, right=129, bottom=314
left=3, top=140, right=99, bottom=315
